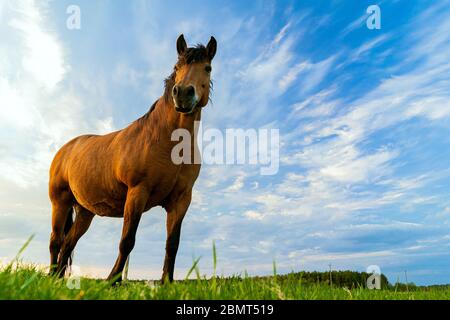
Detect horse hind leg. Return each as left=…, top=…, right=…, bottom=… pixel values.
left=49, top=188, right=74, bottom=276
left=56, top=204, right=94, bottom=277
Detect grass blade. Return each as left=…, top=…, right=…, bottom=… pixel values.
left=6, top=234, right=35, bottom=271
left=185, top=256, right=201, bottom=280
left=20, top=272, right=39, bottom=291
left=272, top=259, right=277, bottom=277
left=212, top=241, right=217, bottom=278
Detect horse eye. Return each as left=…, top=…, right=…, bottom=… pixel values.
left=205, top=65, right=212, bottom=73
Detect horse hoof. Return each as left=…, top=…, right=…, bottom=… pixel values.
left=107, top=275, right=122, bottom=286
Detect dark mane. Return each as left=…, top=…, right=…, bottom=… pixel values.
left=163, top=44, right=210, bottom=103
left=135, top=99, right=158, bottom=125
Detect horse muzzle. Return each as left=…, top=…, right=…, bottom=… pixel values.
left=172, top=84, right=198, bottom=114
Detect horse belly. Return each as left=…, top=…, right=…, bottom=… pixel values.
left=68, top=162, right=126, bottom=217
left=71, top=180, right=126, bottom=217
left=88, top=200, right=125, bottom=217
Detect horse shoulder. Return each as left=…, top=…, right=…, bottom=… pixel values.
left=112, top=127, right=168, bottom=188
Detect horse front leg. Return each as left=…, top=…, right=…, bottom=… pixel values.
left=107, top=186, right=148, bottom=284
left=162, top=191, right=192, bottom=283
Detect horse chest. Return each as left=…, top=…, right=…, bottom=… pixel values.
left=144, top=163, right=200, bottom=209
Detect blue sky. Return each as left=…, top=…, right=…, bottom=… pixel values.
left=1, top=0, right=450, bottom=285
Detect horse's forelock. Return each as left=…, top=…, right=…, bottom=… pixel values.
left=182, top=44, right=209, bottom=64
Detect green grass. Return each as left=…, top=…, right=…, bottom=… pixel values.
left=1, top=236, right=450, bottom=300
left=1, top=264, right=450, bottom=300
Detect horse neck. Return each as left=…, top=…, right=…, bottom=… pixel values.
left=145, top=97, right=201, bottom=144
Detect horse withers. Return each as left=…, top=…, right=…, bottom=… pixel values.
left=48, top=34, right=217, bottom=283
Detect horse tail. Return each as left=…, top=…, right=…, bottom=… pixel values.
left=64, top=206, right=74, bottom=271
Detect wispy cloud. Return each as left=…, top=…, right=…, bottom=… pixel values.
left=340, top=13, right=369, bottom=38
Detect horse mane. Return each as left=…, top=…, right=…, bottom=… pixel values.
left=136, top=100, right=158, bottom=124
left=133, top=98, right=166, bottom=142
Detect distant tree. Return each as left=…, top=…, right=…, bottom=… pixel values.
left=270, top=270, right=391, bottom=289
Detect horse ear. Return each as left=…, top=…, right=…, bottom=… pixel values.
left=207, top=36, right=217, bottom=60
left=176, top=34, right=187, bottom=56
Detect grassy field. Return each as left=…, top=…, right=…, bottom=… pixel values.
left=1, top=238, right=449, bottom=300
left=1, top=264, right=450, bottom=300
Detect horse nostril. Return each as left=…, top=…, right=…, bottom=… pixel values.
left=186, top=86, right=195, bottom=98
left=172, top=85, right=179, bottom=97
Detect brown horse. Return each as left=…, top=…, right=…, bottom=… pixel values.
left=48, top=34, right=217, bottom=283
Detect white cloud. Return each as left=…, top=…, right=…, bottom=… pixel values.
left=290, top=249, right=395, bottom=263
left=0, top=1, right=116, bottom=187
left=340, top=13, right=368, bottom=38
left=347, top=34, right=389, bottom=63
left=299, top=55, right=336, bottom=94
left=278, top=61, right=311, bottom=91
left=225, top=175, right=245, bottom=192
left=319, top=149, right=396, bottom=183
left=241, top=34, right=295, bottom=92
left=244, top=210, right=264, bottom=220
left=95, top=117, right=115, bottom=135
left=7, top=1, right=67, bottom=91
left=273, top=22, right=291, bottom=45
